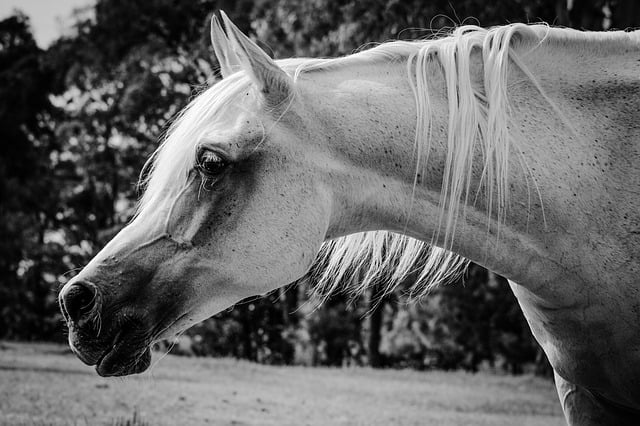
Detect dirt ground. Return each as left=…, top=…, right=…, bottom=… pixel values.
left=0, top=341, right=565, bottom=426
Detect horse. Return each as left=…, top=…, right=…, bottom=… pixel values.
left=58, top=12, right=640, bottom=425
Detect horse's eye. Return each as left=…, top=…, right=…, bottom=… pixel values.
left=197, top=149, right=228, bottom=177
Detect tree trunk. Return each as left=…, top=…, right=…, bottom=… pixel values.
left=279, top=282, right=299, bottom=327
left=555, top=0, right=570, bottom=27
left=367, top=280, right=387, bottom=368
left=238, top=305, right=255, bottom=361
left=569, top=0, right=604, bottom=30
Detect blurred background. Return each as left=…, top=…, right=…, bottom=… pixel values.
left=1, top=0, right=638, bottom=377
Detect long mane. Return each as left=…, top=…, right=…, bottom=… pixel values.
left=138, top=23, right=588, bottom=299
left=303, top=23, right=558, bottom=298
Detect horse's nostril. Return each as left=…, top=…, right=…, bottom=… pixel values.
left=61, top=281, right=98, bottom=324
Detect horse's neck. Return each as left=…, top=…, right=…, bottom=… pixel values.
left=514, top=31, right=640, bottom=172
left=302, top=33, right=640, bottom=405
left=306, top=31, right=640, bottom=294
left=507, top=35, right=640, bottom=400
left=507, top=33, right=640, bottom=283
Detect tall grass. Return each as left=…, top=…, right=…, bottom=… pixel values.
left=111, top=410, right=149, bottom=426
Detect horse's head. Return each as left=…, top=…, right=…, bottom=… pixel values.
left=58, top=14, right=341, bottom=376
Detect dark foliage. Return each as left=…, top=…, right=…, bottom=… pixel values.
left=0, top=13, right=63, bottom=340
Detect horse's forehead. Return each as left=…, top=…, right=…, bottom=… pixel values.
left=202, top=108, right=255, bottom=137
left=198, top=119, right=263, bottom=152
left=196, top=94, right=264, bottom=146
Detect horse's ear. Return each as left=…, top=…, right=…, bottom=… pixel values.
left=210, top=15, right=243, bottom=78
left=217, top=11, right=292, bottom=107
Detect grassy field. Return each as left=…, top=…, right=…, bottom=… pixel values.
left=0, top=342, right=564, bottom=426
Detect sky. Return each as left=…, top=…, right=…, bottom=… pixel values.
left=0, top=0, right=94, bottom=47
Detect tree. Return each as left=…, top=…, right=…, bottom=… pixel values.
left=366, top=278, right=395, bottom=368
left=0, top=13, right=62, bottom=339
left=250, top=0, right=568, bottom=58
left=609, top=0, right=640, bottom=29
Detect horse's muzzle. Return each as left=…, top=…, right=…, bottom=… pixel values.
left=59, top=280, right=153, bottom=377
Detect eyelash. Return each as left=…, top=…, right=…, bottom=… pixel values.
left=195, top=147, right=231, bottom=193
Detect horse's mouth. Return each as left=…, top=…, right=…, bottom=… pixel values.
left=69, top=319, right=153, bottom=377
left=66, top=305, right=191, bottom=377
left=95, top=341, right=152, bottom=377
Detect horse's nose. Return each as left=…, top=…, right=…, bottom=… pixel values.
left=59, top=280, right=98, bottom=324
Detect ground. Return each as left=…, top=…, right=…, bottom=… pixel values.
left=0, top=342, right=564, bottom=426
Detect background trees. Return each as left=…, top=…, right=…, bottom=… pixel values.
left=0, top=13, right=60, bottom=339
left=1, top=0, right=635, bottom=372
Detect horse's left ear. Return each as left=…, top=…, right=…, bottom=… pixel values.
left=210, top=15, right=243, bottom=78
left=217, top=11, right=292, bottom=108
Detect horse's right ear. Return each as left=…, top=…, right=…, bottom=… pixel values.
left=213, top=11, right=292, bottom=108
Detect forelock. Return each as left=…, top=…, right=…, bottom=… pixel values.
left=135, top=72, right=255, bottom=220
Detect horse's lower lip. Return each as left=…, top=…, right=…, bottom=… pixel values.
left=96, top=344, right=151, bottom=377
left=94, top=329, right=123, bottom=367
left=93, top=334, right=120, bottom=374
left=95, top=346, right=113, bottom=369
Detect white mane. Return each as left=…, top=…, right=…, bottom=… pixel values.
left=305, top=24, right=559, bottom=298
left=138, top=23, right=574, bottom=299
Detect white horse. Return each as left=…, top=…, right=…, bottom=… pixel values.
left=59, top=12, right=640, bottom=425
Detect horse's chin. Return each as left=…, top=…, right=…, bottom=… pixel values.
left=95, top=345, right=152, bottom=377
